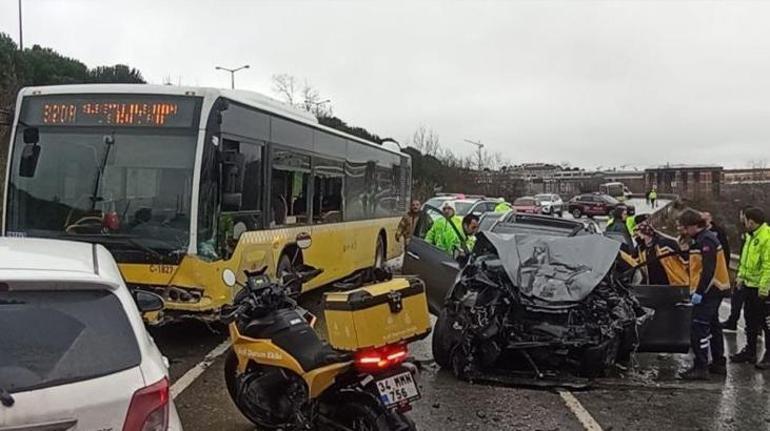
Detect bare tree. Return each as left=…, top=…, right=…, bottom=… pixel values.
left=272, top=73, right=299, bottom=105
left=272, top=74, right=333, bottom=117
left=410, top=125, right=441, bottom=157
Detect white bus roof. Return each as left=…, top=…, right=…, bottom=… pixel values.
left=17, top=84, right=407, bottom=158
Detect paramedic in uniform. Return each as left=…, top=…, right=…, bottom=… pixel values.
left=678, top=209, right=730, bottom=380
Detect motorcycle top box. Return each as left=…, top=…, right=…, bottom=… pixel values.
left=323, top=278, right=431, bottom=351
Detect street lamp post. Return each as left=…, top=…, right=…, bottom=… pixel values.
left=214, top=65, right=250, bottom=89
left=465, top=139, right=484, bottom=170
left=18, top=0, right=23, bottom=50
left=304, top=99, right=331, bottom=115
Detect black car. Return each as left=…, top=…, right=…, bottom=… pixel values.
left=567, top=193, right=636, bottom=219
left=402, top=206, right=691, bottom=360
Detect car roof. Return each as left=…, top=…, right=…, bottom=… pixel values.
left=453, top=198, right=480, bottom=204
left=0, top=238, right=121, bottom=287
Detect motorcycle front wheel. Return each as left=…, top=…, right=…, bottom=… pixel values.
left=224, top=349, right=295, bottom=430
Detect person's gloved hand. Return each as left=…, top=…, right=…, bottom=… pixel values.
left=691, top=293, right=703, bottom=305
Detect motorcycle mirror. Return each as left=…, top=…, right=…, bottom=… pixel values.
left=296, top=232, right=312, bottom=250
left=222, top=269, right=237, bottom=287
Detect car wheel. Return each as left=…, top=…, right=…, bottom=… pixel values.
left=572, top=208, right=582, bottom=218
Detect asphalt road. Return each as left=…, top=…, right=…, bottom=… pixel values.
left=152, top=198, right=770, bottom=430
left=154, top=294, right=770, bottom=430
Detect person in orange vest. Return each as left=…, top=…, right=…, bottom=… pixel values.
left=678, top=209, right=731, bottom=380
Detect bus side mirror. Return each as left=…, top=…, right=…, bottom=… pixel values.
left=19, top=144, right=41, bottom=178
left=23, top=127, right=39, bottom=144
left=19, top=127, right=41, bottom=178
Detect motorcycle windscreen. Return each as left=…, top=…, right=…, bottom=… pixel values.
left=477, top=232, right=620, bottom=304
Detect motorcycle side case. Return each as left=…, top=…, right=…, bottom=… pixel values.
left=323, top=277, right=431, bottom=351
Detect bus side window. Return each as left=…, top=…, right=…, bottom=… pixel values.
left=271, top=149, right=310, bottom=227
left=313, top=157, right=344, bottom=224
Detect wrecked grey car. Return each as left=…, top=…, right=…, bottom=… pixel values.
left=431, top=231, right=652, bottom=383
left=404, top=208, right=692, bottom=370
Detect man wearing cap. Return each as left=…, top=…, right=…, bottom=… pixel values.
left=425, top=201, right=467, bottom=254
left=678, top=209, right=730, bottom=380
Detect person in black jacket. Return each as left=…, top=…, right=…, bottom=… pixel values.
left=715, top=207, right=750, bottom=331
left=704, top=212, right=731, bottom=259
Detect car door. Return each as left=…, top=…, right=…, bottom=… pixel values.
left=633, top=284, right=692, bottom=353
left=402, top=206, right=461, bottom=314
left=576, top=196, right=592, bottom=215
left=602, top=233, right=692, bottom=353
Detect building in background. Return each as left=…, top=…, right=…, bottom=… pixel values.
left=645, top=164, right=723, bottom=198
left=723, top=168, right=770, bottom=184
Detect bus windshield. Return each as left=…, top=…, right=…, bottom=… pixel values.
left=6, top=127, right=197, bottom=260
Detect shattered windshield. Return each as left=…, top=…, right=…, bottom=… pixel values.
left=479, top=232, right=620, bottom=303
left=6, top=127, right=197, bottom=259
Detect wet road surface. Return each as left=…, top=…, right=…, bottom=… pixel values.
left=153, top=292, right=770, bottom=430
left=152, top=198, right=770, bottom=430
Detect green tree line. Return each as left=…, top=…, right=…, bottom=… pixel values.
left=0, top=32, right=145, bottom=216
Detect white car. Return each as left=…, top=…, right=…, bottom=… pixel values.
left=0, top=238, right=182, bottom=431
left=534, top=193, right=564, bottom=217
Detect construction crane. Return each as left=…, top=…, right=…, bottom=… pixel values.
left=464, top=139, right=484, bottom=170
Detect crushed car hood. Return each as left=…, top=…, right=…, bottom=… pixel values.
left=478, top=232, right=621, bottom=303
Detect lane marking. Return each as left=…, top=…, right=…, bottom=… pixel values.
left=558, top=389, right=603, bottom=431
left=170, top=339, right=231, bottom=399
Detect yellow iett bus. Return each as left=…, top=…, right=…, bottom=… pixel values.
left=3, top=85, right=411, bottom=322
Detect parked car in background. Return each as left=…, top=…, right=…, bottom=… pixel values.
left=424, top=196, right=455, bottom=210
left=512, top=196, right=542, bottom=214
left=424, top=196, right=501, bottom=217
left=534, top=193, right=564, bottom=217
left=567, top=193, right=635, bottom=218
left=0, top=238, right=182, bottom=431
left=453, top=198, right=501, bottom=216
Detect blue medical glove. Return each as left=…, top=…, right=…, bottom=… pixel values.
left=691, top=293, right=703, bottom=305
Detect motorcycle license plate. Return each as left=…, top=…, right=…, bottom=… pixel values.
left=375, top=371, right=420, bottom=407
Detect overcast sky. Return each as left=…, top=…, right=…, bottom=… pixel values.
left=2, top=0, right=770, bottom=169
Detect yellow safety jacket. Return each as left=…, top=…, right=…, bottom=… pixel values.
left=737, top=223, right=770, bottom=296
left=687, top=229, right=730, bottom=295
left=638, top=232, right=689, bottom=286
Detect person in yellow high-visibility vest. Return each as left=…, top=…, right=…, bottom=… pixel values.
left=494, top=198, right=512, bottom=213
left=648, top=187, right=658, bottom=209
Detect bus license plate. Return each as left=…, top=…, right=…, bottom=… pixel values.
left=375, top=372, right=420, bottom=407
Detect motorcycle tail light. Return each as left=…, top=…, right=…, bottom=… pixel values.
left=354, top=344, right=408, bottom=372
left=123, top=377, right=169, bottom=431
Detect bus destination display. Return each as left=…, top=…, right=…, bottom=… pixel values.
left=22, top=95, right=199, bottom=128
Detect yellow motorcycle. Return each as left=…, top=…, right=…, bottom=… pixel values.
left=221, top=244, right=425, bottom=430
